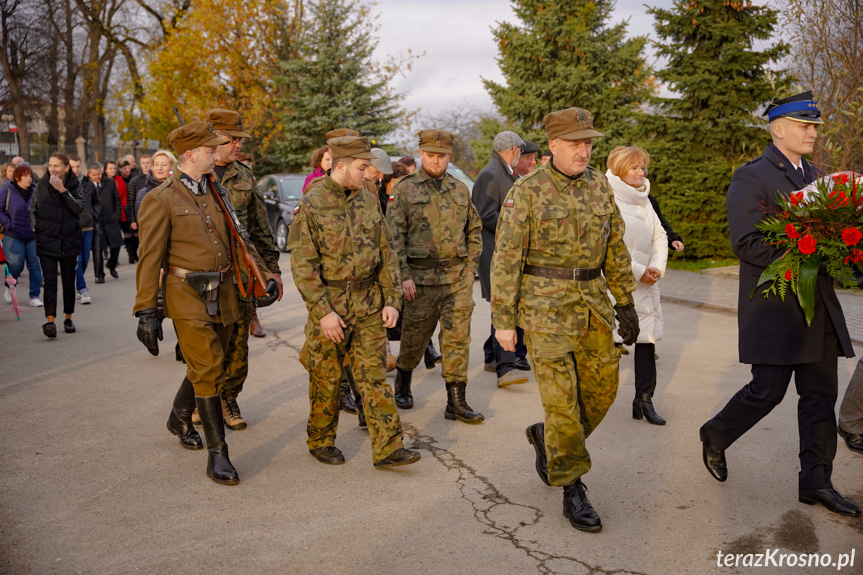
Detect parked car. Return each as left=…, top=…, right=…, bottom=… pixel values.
left=259, top=174, right=304, bottom=252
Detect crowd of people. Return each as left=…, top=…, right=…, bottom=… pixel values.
left=4, top=90, right=862, bottom=536
left=1, top=152, right=153, bottom=335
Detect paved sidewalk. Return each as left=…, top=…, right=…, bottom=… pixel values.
left=661, top=268, right=863, bottom=345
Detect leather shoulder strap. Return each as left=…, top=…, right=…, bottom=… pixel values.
left=172, top=183, right=229, bottom=247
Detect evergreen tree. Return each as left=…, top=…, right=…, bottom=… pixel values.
left=638, top=0, right=790, bottom=258
left=261, top=0, right=404, bottom=172
left=483, top=0, right=652, bottom=162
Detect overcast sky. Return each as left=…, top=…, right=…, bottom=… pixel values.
left=371, top=0, right=674, bottom=117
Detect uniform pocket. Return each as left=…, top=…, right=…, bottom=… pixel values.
left=535, top=205, right=569, bottom=244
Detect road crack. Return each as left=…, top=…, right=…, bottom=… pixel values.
left=404, top=424, right=650, bottom=575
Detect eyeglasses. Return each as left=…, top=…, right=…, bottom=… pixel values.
left=629, top=165, right=649, bottom=175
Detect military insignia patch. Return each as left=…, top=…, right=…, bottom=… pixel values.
left=388, top=195, right=395, bottom=202
left=293, top=205, right=300, bottom=214
left=601, top=220, right=610, bottom=241
left=505, top=198, right=515, bottom=207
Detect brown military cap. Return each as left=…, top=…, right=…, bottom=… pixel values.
left=543, top=107, right=604, bottom=141
left=325, top=128, right=361, bottom=139
left=167, top=121, right=230, bottom=156
left=327, top=136, right=376, bottom=160
left=205, top=108, right=251, bottom=139
left=417, top=129, right=455, bottom=153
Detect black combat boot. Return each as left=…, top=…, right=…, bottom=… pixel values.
left=424, top=340, right=442, bottom=369
left=525, top=422, right=550, bottom=485
left=563, top=479, right=602, bottom=532
left=196, top=395, right=240, bottom=485
left=394, top=368, right=414, bottom=409
left=445, top=381, right=484, bottom=424
left=632, top=394, right=666, bottom=425
left=166, top=377, right=203, bottom=450
left=339, top=380, right=358, bottom=414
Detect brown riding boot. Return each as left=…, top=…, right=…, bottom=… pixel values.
left=250, top=305, right=266, bottom=338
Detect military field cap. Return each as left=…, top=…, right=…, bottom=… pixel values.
left=167, top=122, right=230, bottom=156
left=544, top=107, right=604, bottom=141
left=327, top=136, right=375, bottom=160
left=520, top=140, right=542, bottom=155
left=493, top=131, right=524, bottom=151
left=417, top=129, right=455, bottom=153
left=763, top=90, right=824, bottom=124
left=369, top=148, right=393, bottom=175
left=205, top=109, right=251, bottom=139
left=325, top=128, right=361, bottom=140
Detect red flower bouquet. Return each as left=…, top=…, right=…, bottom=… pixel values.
left=754, top=171, right=863, bottom=325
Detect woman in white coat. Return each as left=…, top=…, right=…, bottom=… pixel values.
left=606, top=146, right=669, bottom=425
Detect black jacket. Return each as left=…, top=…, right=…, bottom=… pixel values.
left=29, top=170, right=83, bottom=258
left=134, top=173, right=165, bottom=221
left=471, top=151, right=517, bottom=300
left=79, top=176, right=103, bottom=230
left=728, top=144, right=853, bottom=365
left=98, top=175, right=124, bottom=249
left=647, top=194, right=683, bottom=248
left=126, top=172, right=148, bottom=223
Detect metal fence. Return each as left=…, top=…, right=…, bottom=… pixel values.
left=0, top=143, right=158, bottom=166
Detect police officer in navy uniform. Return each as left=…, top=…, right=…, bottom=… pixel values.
left=699, top=91, right=860, bottom=516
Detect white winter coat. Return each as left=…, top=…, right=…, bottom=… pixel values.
left=607, top=170, right=668, bottom=344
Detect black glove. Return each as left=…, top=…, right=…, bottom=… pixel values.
left=615, top=303, right=640, bottom=346
left=255, top=278, right=279, bottom=307
left=135, top=307, right=163, bottom=356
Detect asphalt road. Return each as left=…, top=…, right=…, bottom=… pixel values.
left=1, top=253, right=861, bottom=575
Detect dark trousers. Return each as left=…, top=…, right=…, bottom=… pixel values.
left=40, top=254, right=78, bottom=318
left=484, top=321, right=527, bottom=376
left=96, top=231, right=119, bottom=278
left=634, top=343, right=657, bottom=397
left=703, top=328, right=839, bottom=489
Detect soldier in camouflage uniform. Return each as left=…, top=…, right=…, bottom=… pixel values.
left=205, top=109, right=283, bottom=431
left=288, top=134, right=420, bottom=468
left=388, top=129, right=484, bottom=424
left=491, top=107, right=639, bottom=532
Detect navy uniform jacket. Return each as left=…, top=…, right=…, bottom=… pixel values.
left=727, top=143, right=853, bottom=365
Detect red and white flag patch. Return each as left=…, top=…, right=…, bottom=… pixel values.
left=293, top=205, right=300, bottom=214
left=505, top=198, right=515, bottom=207
left=388, top=195, right=395, bottom=202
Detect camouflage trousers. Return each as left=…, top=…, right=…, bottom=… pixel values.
left=523, top=312, right=621, bottom=487
left=174, top=318, right=234, bottom=397
left=300, top=310, right=404, bottom=463
left=396, top=271, right=475, bottom=383
left=221, top=295, right=252, bottom=398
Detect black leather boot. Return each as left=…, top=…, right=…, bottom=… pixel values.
left=525, top=422, right=550, bottom=485
left=166, top=377, right=202, bottom=450
left=196, top=395, right=239, bottom=485
left=633, top=394, right=666, bottom=425
left=424, top=341, right=442, bottom=369
left=394, top=368, right=414, bottom=409
left=339, top=379, right=358, bottom=414
left=175, top=343, right=185, bottom=363
left=563, top=479, right=602, bottom=532
left=445, top=382, right=484, bottom=424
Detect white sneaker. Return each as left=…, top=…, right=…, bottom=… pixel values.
left=76, top=292, right=82, bottom=300
left=80, top=291, right=91, bottom=304
left=30, top=297, right=44, bottom=307
left=4, top=287, right=10, bottom=303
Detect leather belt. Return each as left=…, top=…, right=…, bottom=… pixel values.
left=523, top=263, right=602, bottom=281
left=408, top=256, right=464, bottom=269
left=168, top=265, right=232, bottom=282
left=322, top=276, right=377, bottom=290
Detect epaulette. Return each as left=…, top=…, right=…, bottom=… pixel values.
left=743, top=156, right=763, bottom=167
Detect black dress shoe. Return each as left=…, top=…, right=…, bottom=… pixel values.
left=424, top=341, right=442, bottom=369
left=838, top=427, right=863, bottom=454
left=109, top=268, right=118, bottom=279
left=358, top=404, right=367, bottom=428
left=525, top=422, right=551, bottom=486
left=310, top=446, right=345, bottom=465
left=563, top=479, right=602, bottom=532
left=42, top=322, right=57, bottom=338
left=374, top=447, right=421, bottom=468
left=63, top=318, right=76, bottom=333
left=175, top=343, right=186, bottom=363
left=799, top=487, right=861, bottom=516
left=515, top=357, right=531, bottom=371
left=95, top=277, right=105, bottom=284
left=699, top=425, right=727, bottom=482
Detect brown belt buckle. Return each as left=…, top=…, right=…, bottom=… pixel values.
left=438, top=259, right=450, bottom=268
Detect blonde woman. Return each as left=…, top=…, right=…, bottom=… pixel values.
left=134, top=149, right=177, bottom=218
left=606, top=146, right=668, bottom=425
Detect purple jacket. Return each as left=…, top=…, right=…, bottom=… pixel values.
left=0, top=179, right=36, bottom=242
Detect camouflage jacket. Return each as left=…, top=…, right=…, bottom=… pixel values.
left=287, top=175, right=402, bottom=321
left=387, top=169, right=482, bottom=285
left=217, top=160, right=281, bottom=276
left=491, top=163, right=636, bottom=335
